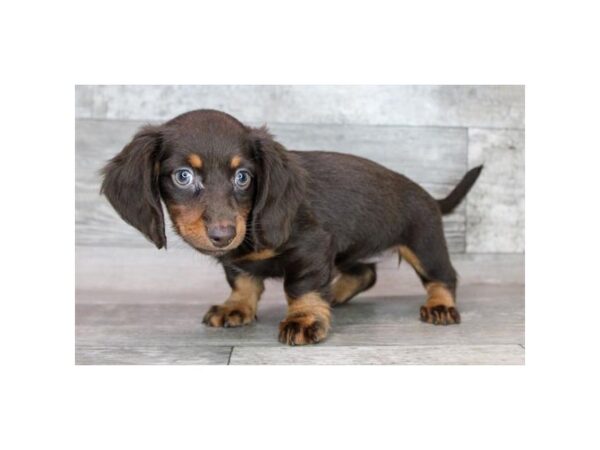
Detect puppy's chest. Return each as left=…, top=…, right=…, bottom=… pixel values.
left=227, top=250, right=285, bottom=278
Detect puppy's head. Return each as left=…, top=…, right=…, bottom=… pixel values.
left=101, top=109, right=304, bottom=255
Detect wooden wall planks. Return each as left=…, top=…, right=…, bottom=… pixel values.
left=467, top=128, right=525, bottom=252
left=76, top=85, right=524, bottom=129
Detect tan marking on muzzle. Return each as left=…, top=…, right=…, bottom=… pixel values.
left=168, top=204, right=249, bottom=252
left=167, top=204, right=209, bottom=245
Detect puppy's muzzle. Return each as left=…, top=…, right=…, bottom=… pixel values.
left=206, top=223, right=236, bottom=248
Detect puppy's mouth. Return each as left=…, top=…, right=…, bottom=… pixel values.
left=198, top=249, right=227, bottom=257
left=193, top=246, right=232, bottom=257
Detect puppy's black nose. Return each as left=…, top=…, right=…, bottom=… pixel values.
left=207, top=224, right=236, bottom=248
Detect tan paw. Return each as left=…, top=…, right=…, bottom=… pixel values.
left=420, top=305, right=461, bottom=325
left=278, top=312, right=330, bottom=345
left=202, top=302, right=256, bottom=328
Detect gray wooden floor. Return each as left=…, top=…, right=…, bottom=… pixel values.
left=76, top=248, right=524, bottom=365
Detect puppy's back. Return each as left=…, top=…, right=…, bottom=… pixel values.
left=292, top=150, right=437, bottom=256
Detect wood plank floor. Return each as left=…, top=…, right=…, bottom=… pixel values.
left=75, top=248, right=524, bottom=365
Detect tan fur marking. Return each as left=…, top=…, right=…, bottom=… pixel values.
left=167, top=204, right=248, bottom=252
left=227, top=275, right=265, bottom=308
left=399, top=245, right=426, bottom=277
left=332, top=275, right=362, bottom=303
left=425, top=282, right=455, bottom=308
left=187, top=153, right=203, bottom=169
left=280, top=292, right=331, bottom=345
left=204, top=275, right=264, bottom=327
left=235, top=249, right=277, bottom=262
left=331, top=271, right=373, bottom=304
left=285, top=292, right=331, bottom=321
left=167, top=204, right=208, bottom=243
left=233, top=214, right=247, bottom=246
left=230, top=155, right=242, bottom=169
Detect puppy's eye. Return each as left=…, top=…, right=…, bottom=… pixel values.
left=234, top=169, right=252, bottom=189
left=172, top=168, right=194, bottom=187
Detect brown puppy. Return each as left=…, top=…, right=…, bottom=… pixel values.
left=102, top=109, right=482, bottom=345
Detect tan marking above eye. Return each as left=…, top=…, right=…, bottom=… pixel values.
left=230, top=155, right=242, bottom=169
left=187, top=154, right=203, bottom=169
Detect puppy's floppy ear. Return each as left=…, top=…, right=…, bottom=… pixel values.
left=101, top=125, right=166, bottom=249
left=249, top=126, right=306, bottom=249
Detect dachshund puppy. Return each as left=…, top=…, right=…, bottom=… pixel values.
left=102, top=109, right=483, bottom=345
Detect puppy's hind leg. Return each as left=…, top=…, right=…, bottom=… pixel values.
left=399, top=221, right=461, bottom=325
left=330, top=262, right=377, bottom=306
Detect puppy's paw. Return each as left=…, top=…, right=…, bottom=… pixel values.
left=202, top=302, right=256, bottom=328
left=420, top=305, right=461, bottom=325
left=278, top=312, right=330, bottom=345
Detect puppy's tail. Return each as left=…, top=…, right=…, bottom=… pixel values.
left=437, top=165, right=484, bottom=215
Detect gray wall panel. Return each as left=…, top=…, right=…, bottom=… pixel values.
left=76, top=85, right=524, bottom=129
left=467, top=128, right=525, bottom=252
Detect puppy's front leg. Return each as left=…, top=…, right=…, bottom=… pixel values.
left=203, top=268, right=264, bottom=328
left=279, top=292, right=332, bottom=345
left=278, top=245, right=334, bottom=345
